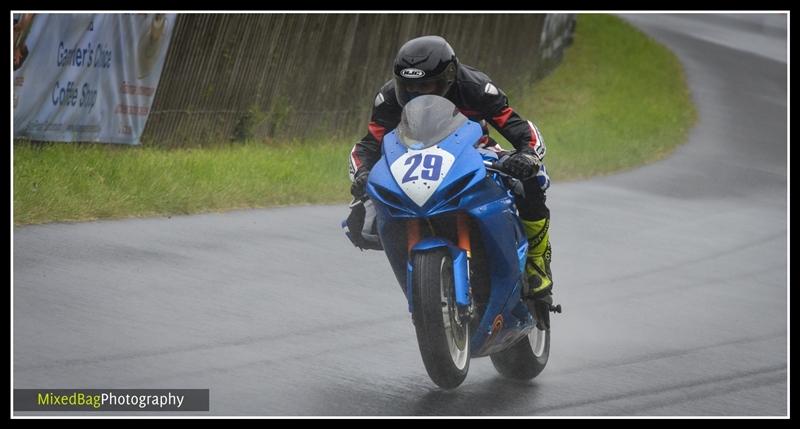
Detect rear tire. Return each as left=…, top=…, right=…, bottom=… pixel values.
left=412, top=249, right=470, bottom=389
left=490, top=317, right=550, bottom=380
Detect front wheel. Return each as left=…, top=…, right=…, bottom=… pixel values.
left=411, top=249, right=470, bottom=389
left=490, top=315, right=550, bottom=380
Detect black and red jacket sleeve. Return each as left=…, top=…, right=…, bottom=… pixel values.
left=349, top=82, right=402, bottom=179
left=480, top=83, right=546, bottom=160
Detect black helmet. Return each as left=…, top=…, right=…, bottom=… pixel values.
left=393, top=36, right=458, bottom=107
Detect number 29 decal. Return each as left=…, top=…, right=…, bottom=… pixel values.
left=402, top=153, right=443, bottom=183
left=390, top=146, right=455, bottom=207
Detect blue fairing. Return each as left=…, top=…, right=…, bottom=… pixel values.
left=366, top=120, right=486, bottom=218
left=367, top=117, right=537, bottom=357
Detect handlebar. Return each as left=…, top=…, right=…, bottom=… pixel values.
left=483, top=160, right=511, bottom=176
left=484, top=160, right=526, bottom=196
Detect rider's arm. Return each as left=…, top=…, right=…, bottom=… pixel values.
left=480, top=83, right=546, bottom=161
left=349, top=83, right=402, bottom=179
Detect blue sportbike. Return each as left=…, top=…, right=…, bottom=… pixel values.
left=345, top=95, right=558, bottom=389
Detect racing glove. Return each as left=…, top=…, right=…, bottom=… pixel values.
left=350, top=168, right=370, bottom=198
left=502, top=149, right=541, bottom=180
left=342, top=198, right=383, bottom=251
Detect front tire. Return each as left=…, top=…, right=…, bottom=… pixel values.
left=411, top=249, right=470, bottom=389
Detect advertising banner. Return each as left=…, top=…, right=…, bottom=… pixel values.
left=13, top=13, right=176, bottom=144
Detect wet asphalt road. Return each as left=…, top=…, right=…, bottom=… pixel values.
left=13, top=14, right=787, bottom=416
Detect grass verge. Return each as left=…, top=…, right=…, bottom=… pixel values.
left=506, top=14, right=697, bottom=180
left=13, top=141, right=352, bottom=224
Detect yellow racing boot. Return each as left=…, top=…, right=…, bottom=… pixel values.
left=522, top=218, right=553, bottom=299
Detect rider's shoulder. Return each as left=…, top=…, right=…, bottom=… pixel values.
left=456, top=64, right=503, bottom=102
left=373, top=79, right=400, bottom=108
left=458, top=64, right=492, bottom=85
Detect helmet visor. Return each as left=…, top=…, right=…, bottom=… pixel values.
left=395, top=73, right=451, bottom=107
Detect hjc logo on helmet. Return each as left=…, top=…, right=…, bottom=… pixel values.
left=400, top=68, right=426, bottom=79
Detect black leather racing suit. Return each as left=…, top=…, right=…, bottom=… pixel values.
left=349, top=64, right=550, bottom=221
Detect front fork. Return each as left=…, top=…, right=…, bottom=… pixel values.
left=406, top=213, right=471, bottom=257
left=406, top=214, right=474, bottom=319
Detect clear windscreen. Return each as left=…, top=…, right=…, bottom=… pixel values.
left=396, top=95, right=468, bottom=150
